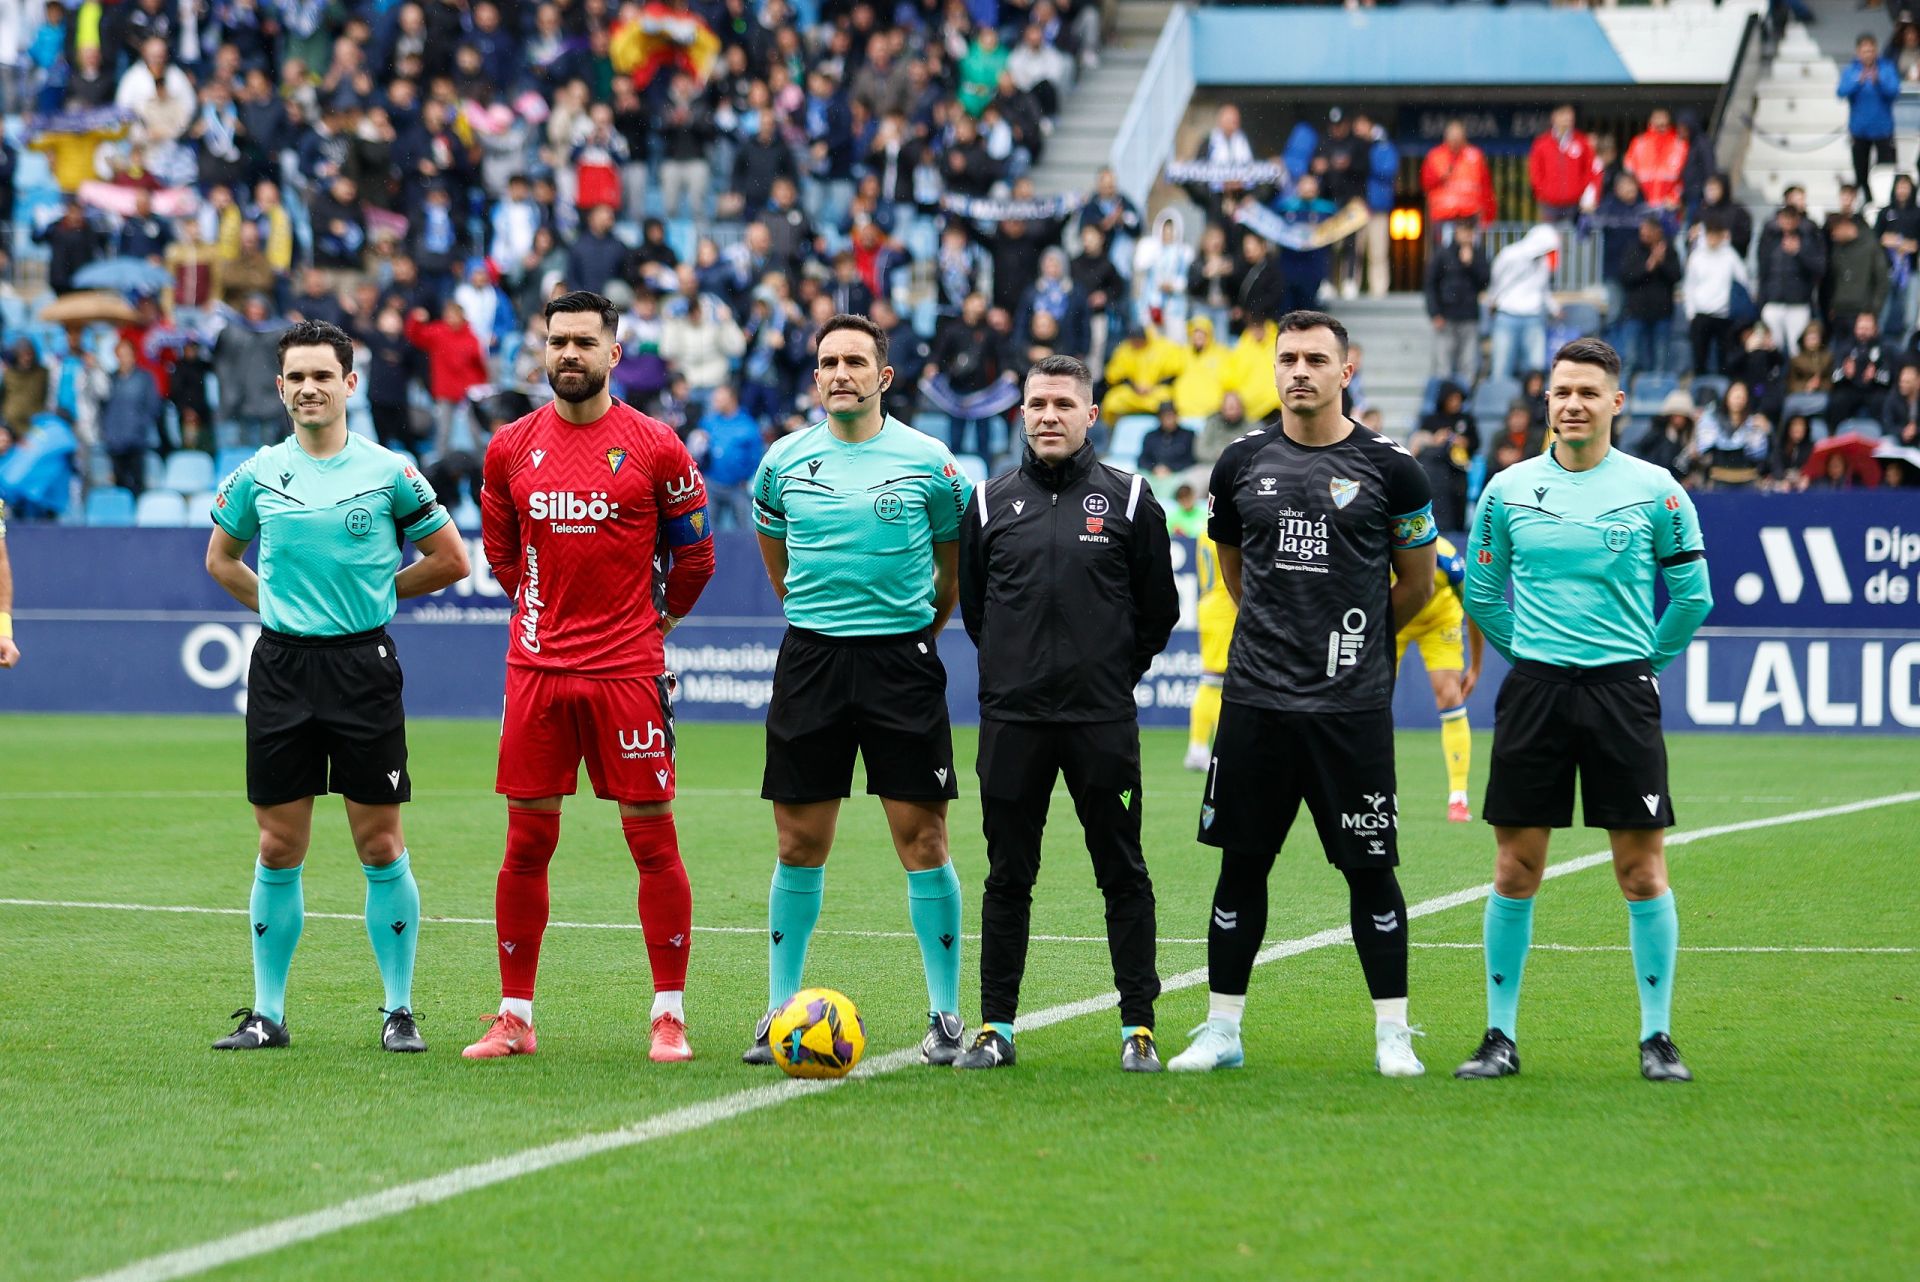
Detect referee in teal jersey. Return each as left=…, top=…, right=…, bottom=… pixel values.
left=205, top=320, right=469, bottom=1053
left=743, top=313, right=976, bottom=1068
left=1455, top=337, right=1712, bottom=1083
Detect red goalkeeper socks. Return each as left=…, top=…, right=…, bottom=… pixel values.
left=496, top=806, right=561, bottom=1000
left=623, top=813, right=692, bottom=994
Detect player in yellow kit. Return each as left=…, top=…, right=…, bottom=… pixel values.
left=1184, top=530, right=1239, bottom=771
left=1394, top=535, right=1483, bottom=820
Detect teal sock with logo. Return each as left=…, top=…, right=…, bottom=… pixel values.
left=363, top=851, right=421, bottom=1013
left=1627, top=890, right=1679, bottom=1041
left=249, top=862, right=304, bottom=1025
left=768, top=863, right=825, bottom=1010
left=1483, top=892, right=1534, bottom=1039
left=906, top=863, right=963, bottom=1015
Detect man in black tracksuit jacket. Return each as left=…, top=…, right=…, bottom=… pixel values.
left=955, top=354, right=1181, bottom=1072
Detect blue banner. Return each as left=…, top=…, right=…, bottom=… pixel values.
left=1670, top=492, right=1920, bottom=733
left=2, top=492, right=1915, bottom=734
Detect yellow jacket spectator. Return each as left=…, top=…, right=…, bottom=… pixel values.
left=1101, top=324, right=1184, bottom=418
left=1228, top=317, right=1281, bottom=420
left=1171, top=316, right=1233, bottom=419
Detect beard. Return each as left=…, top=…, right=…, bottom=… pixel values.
left=547, top=364, right=608, bottom=404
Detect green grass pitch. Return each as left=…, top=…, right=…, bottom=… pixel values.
left=1, top=713, right=1916, bottom=1281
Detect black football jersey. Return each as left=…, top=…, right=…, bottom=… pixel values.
left=1207, top=420, right=1437, bottom=713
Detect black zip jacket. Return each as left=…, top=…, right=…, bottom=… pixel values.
left=960, top=443, right=1180, bottom=722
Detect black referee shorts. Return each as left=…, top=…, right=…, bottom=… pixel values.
left=1197, top=701, right=1400, bottom=868
left=246, top=627, right=411, bottom=808
left=1483, top=658, right=1674, bottom=831
left=762, top=625, right=958, bottom=804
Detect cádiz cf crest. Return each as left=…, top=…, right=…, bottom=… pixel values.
left=607, top=446, right=628, bottom=476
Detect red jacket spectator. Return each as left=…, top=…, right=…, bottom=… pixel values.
left=1624, top=113, right=1689, bottom=209
left=1421, top=128, right=1497, bottom=226
left=1528, top=112, right=1602, bottom=211
left=405, top=309, right=490, bottom=404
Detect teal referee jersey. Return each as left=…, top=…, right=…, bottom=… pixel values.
left=752, top=416, right=973, bottom=636
left=1465, top=448, right=1712, bottom=671
left=212, top=435, right=452, bottom=636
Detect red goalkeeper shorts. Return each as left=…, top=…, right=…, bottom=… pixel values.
left=496, top=667, right=677, bottom=804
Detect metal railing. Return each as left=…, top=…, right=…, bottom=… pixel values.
left=1712, top=11, right=1767, bottom=190
left=1477, top=220, right=1609, bottom=292
left=1109, top=3, right=1195, bottom=210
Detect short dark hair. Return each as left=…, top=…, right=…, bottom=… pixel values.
left=816, top=312, right=889, bottom=366
left=276, top=319, right=355, bottom=375
left=1550, top=336, right=1622, bottom=381
left=544, top=289, right=619, bottom=334
left=1274, top=309, right=1350, bottom=358
left=1024, top=353, right=1093, bottom=400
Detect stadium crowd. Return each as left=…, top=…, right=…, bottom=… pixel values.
left=0, top=0, right=1911, bottom=531
left=1415, top=33, right=1920, bottom=501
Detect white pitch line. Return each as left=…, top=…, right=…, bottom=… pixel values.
left=5, top=902, right=1901, bottom=955
left=0, top=787, right=765, bottom=800
left=71, top=789, right=1920, bottom=1282
left=1410, top=942, right=1914, bottom=955
left=0, top=899, right=1200, bottom=946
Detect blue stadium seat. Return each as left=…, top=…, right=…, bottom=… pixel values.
left=215, top=446, right=256, bottom=482
left=665, top=219, right=697, bottom=263
left=142, top=450, right=166, bottom=491
left=1689, top=375, right=1729, bottom=407
left=954, top=453, right=989, bottom=485
left=911, top=297, right=940, bottom=338
left=1628, top=372, right=1678, bottom=417
left=162, top=451, right=215, bottom=494
left=913, top=410, right=954, bottom=445
left=1834, top=417, right=1883, bottom=440
left=134, top=490, right=189, bottom=526
left=183, top=492, right=217, bottom=521
left=1472, top=378, right=1519, bottom=420
left=1420, top=375, right=1449, bottom=418
left=1106, top=415, right=1157, bottom=469
left=451, top=499, right=482, bottom=530
left=85, top=487, right=137, bottom=526
left=1781, top=392, right=1830, bottom=425
left=1560, top=302, right=1603, bottom=339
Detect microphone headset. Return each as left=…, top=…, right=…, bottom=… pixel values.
left=851, top=374, right=892, bottom=404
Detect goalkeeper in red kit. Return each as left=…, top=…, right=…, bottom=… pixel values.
left=465, top=291, right=717, bottom=1063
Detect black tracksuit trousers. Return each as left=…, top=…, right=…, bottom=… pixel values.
left=976, top=718, right=1161, bottom=1029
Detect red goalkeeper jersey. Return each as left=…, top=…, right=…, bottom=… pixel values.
left=482, top=398, right=715, bottom=678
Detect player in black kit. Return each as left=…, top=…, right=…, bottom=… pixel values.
left=1167, top=311, right=1439, bottom=1078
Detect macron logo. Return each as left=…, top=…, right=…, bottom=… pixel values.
left=1643, top=794, right=1660, bottom=815
left=388, top=770, right=402, bottom=790
left=1735, top=527, right=1851, bottom=606
left=531, top=449, right=547, bottom=469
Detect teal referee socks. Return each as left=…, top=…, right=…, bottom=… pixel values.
left=769, top=863, right=825, bottom=1010
left=363, top=851, right=421, bottom=1014
left=907, top=863, right=963, bottom=1015
left=1483, top=892, right=1534, bottom=1039
left=249, top=862, right=305, bottom=1025
left=1628, top=890, right=1679, bottom=1041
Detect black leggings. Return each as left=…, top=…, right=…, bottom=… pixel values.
left=1205, top=849, right=1408, bottom=1000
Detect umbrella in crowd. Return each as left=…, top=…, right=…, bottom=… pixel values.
left=1872, top=440, right=1920, bottom=470
left=1804, top=433, right=1881, bottom=486
left=72, top=257, right=175, bottom=296
left=35, top=290, right=141, bottom=327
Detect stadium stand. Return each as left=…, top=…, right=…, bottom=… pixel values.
left=0, top=0, right=1911, bottom=530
